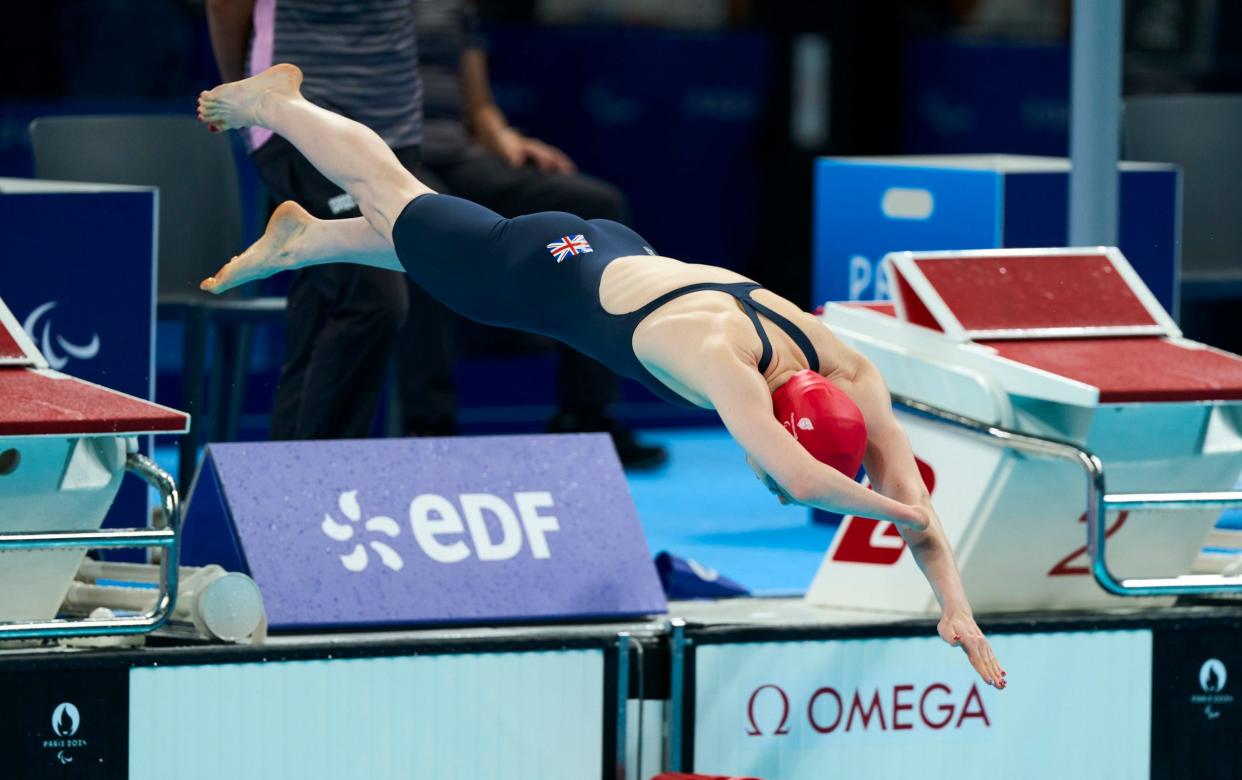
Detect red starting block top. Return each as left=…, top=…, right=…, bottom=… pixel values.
left=0, top=296, right=187, bottom=437
left=979, top=338, right=1242, bottom=403
left=862, top=249, right=1242, bottom=403
left=840, top=302, right=1242, bottom=402
left=888, top=248, right=1179, bottom=341
left=0, top=368, right=188, bottom=437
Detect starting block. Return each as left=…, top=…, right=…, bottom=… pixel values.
left=0, top=296, right=189, bottom=638
left=809, top=248, right=1242, bottom=613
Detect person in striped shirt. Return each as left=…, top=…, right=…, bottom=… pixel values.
left=207, top=0, right=422, bottom=440
left=395, top=0, right=666, bottom=468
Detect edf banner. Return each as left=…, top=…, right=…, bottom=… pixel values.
left=181, top=434, right=668, bottom=629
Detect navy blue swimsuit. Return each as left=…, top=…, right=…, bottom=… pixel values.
left=391, top=194, right=820, bottom=407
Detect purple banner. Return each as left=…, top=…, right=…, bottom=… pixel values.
left=182, top=434, right=667, bottom=629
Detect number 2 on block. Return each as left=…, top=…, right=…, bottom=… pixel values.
left=1047, top=511, right=1130, bottom=577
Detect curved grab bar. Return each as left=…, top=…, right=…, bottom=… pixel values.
left=0, top=452, right=181, bottom=640
left=891, top=394, right=1242, bottom=597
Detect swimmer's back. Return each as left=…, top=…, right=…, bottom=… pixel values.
left=599, top=254, right=848, bottom=381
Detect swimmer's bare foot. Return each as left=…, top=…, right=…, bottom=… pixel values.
left=201, top=200, right=312, bottom=294
left=197, top=63, right=303, bottom=132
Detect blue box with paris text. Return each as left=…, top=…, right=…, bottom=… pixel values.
left=811, top=155, right=1180, bottom=317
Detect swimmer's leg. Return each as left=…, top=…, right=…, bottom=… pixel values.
left=197, top=64, right=431, bottom=241
left=202, top=202, right=402, bottom=294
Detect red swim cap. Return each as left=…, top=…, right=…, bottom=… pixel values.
left=771, top=370, right=868, bottom=478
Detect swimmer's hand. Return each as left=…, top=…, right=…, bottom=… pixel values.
left=764, top=475, right=794, bottom=505
left=939, top=611, right=1006, bottom=691
left=747, top=455, right=794, bottom=505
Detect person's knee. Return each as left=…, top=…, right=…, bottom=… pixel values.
left=345, top=272, right=409, bottom=337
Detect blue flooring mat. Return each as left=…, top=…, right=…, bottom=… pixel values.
left=626, top=427, right=836, bottom=596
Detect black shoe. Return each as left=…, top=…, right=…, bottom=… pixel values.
left=609, top=421, right=670, bottom=471
left=547, top=410, right=669, bottom=471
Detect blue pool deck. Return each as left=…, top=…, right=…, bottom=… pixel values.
left=625, top=427, right=835, bottom=596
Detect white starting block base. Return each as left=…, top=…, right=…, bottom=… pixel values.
left=813, top=408, right=1242, bottom=615
left=0, top=294, right=189, bottom=631
left=0, top=435, right=127, bottom=620
left=809, top=248, right=1242, bottom=614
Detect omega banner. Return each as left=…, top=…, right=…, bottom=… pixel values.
left=180, top=434, right=668, bottom=629
left=692, top=630, right=1151, bottom=779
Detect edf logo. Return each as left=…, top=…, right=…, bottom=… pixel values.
left=322, top=490, right=560, bottom=573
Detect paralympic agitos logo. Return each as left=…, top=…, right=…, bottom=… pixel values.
left=746, top=680, right=990, bottom=736
left=22, top=301, right=101, bottom=370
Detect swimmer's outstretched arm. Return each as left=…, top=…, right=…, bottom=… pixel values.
left=835, top=357, right=1007, bottom=690
left=693, top=343, right=1006, bottom=690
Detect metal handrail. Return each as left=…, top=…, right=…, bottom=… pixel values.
left=891, top=394, right=1242, bottom=597
left=0, top=452, right=181, bottom=639
left=616, top=632, right=631, bottom=780
left=666, top=618, right=687, bottom=772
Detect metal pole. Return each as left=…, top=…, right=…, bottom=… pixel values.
left=1069, top=0, right=1124, bottom=246
left=666, top=619, right=687, bottom=772
left=616, top=632, right=630, bottom=780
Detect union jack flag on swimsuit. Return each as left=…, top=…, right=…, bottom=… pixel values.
left=547, top=234, right=593, bottom=263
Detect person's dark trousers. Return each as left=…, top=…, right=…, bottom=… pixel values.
left=254, top=135, right=419, bottom=440
left=396, top=150, right=626, bottom=431
left=394, top=166, right=459, bottom=434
